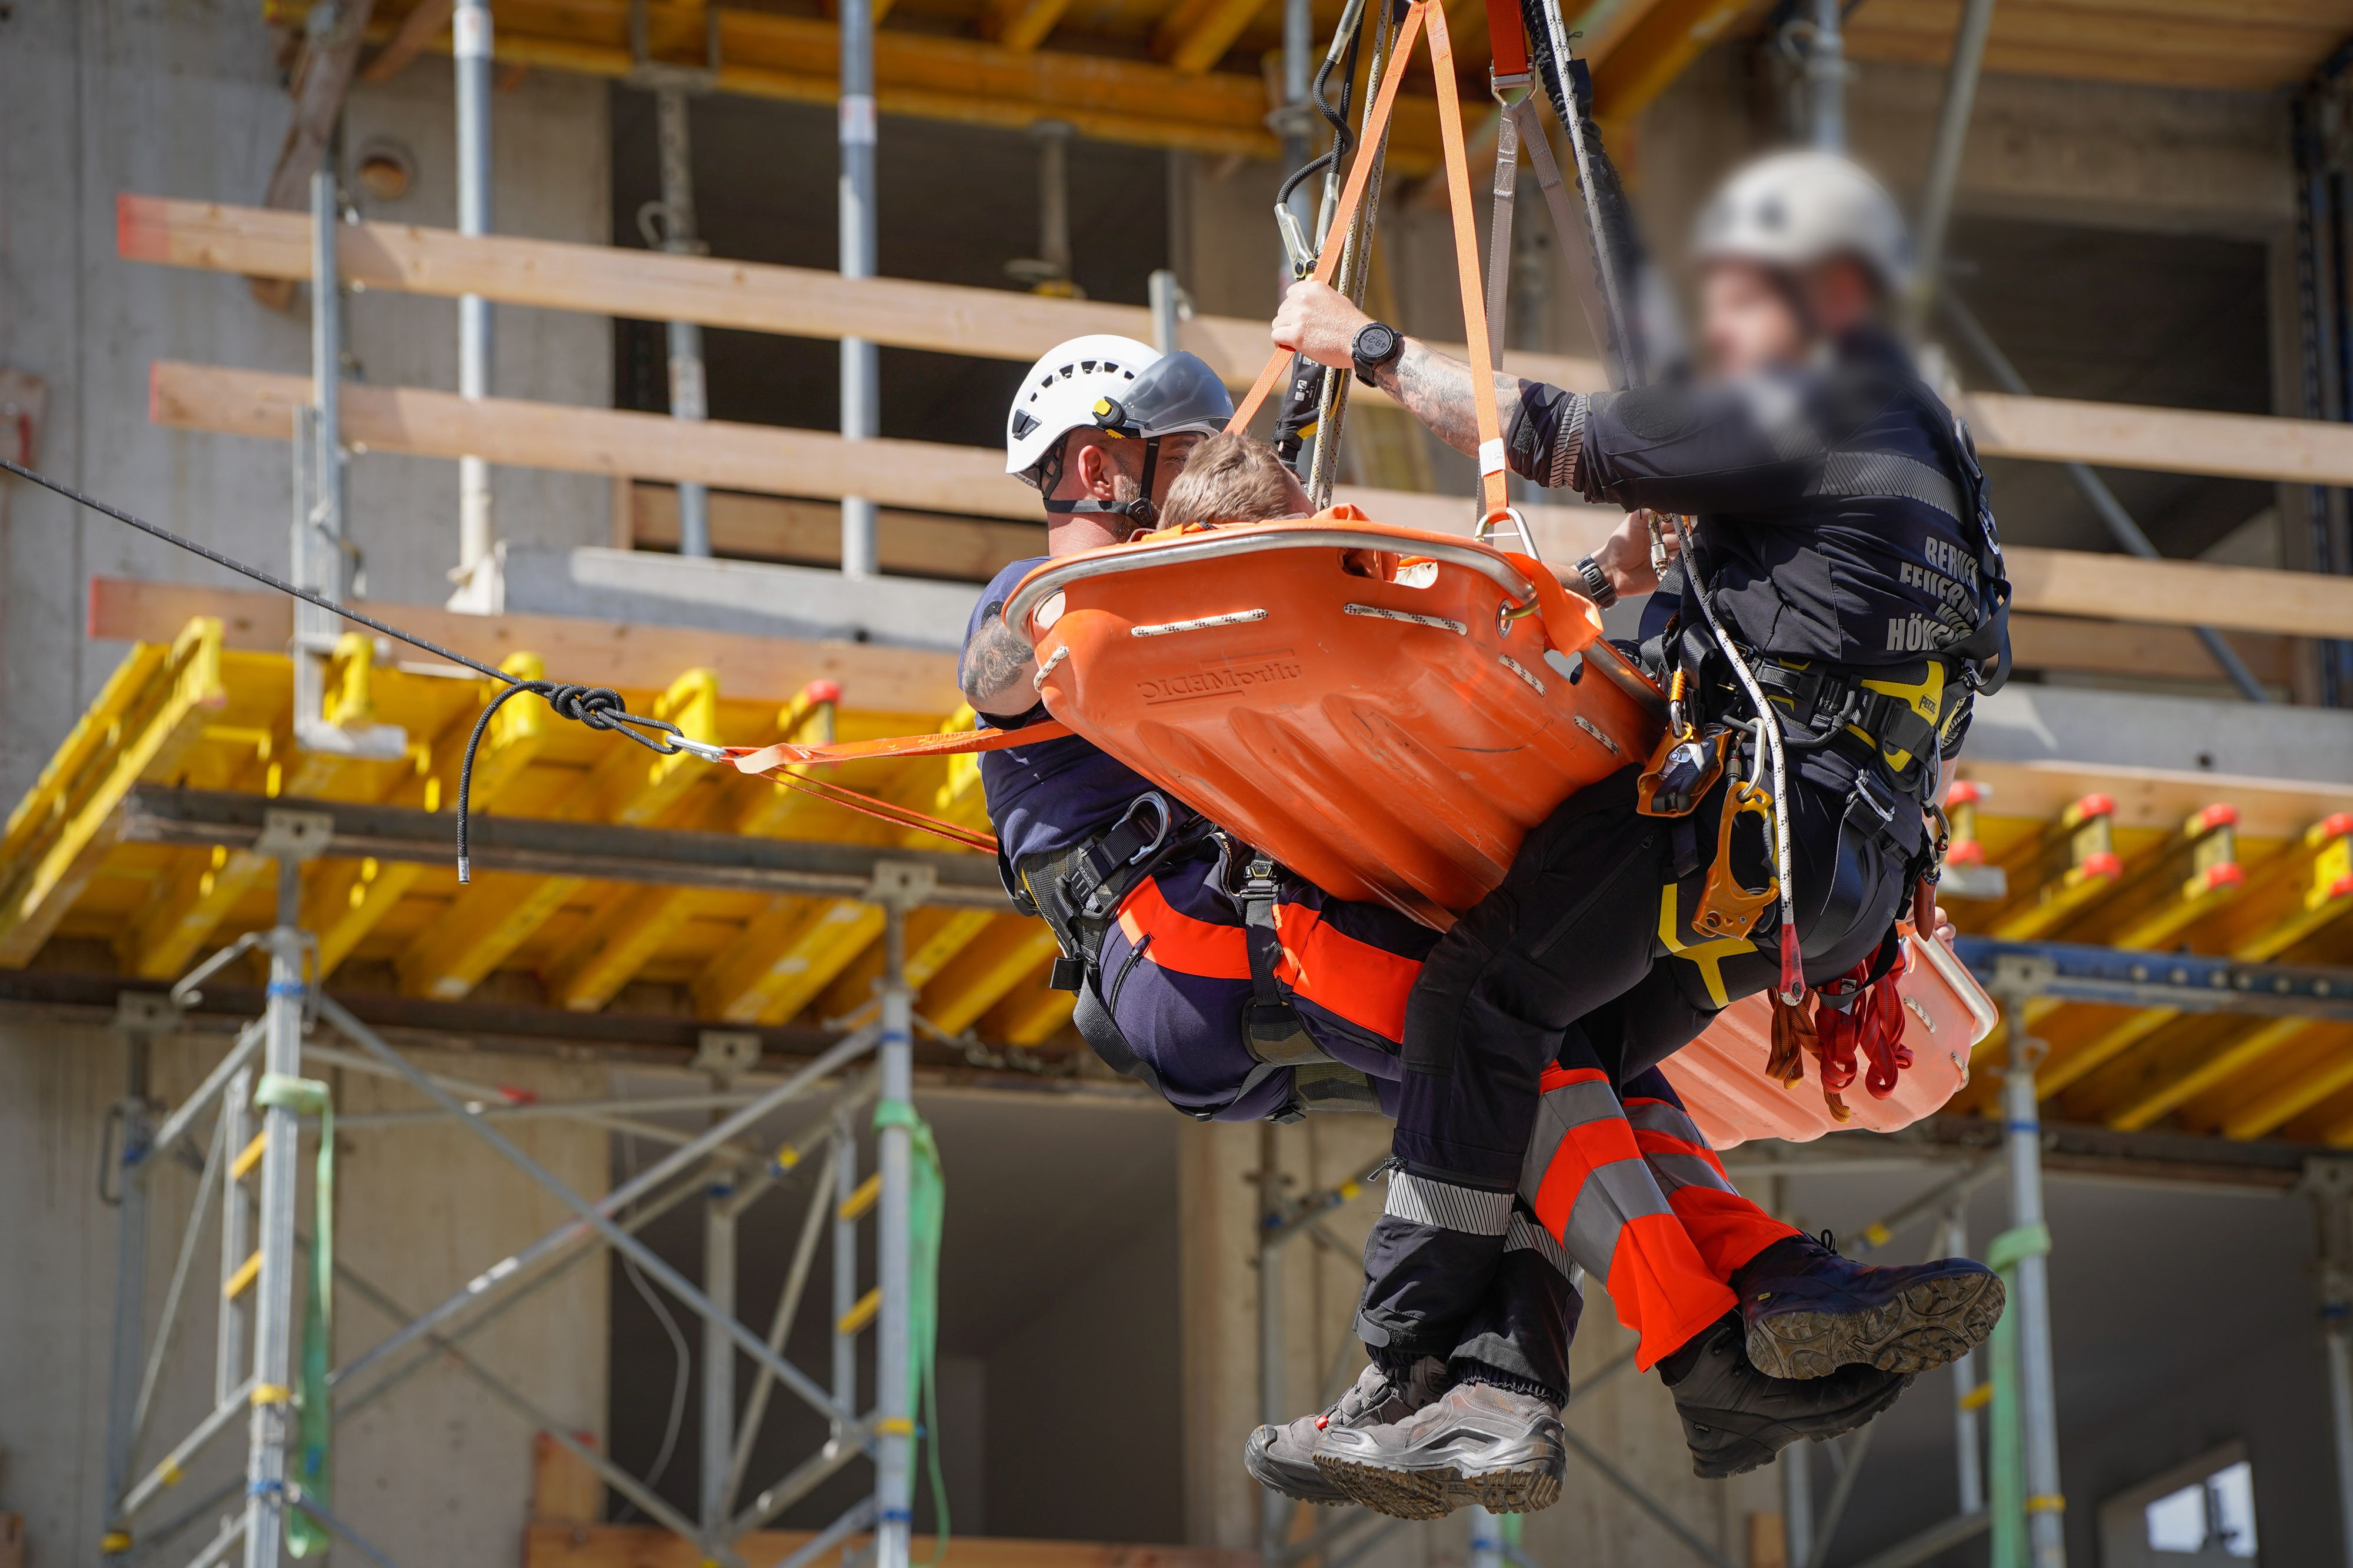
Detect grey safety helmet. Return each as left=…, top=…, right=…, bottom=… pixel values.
left=1692, top=151, right=1912, bottom=298
left=1045, top=349, right=1234, bottom=532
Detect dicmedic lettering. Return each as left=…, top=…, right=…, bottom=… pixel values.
left=1136, top=650, right=1305, bottom=705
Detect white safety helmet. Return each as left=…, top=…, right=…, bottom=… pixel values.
left=1006, top=334, right=1234, bottom=529
left=1005, top=334, right=1163, bottom=480
left=1692, top=151, right=1912, bottom=297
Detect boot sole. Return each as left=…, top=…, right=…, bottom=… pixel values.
left=1312, top=1449, right=1566, bottom=1520
left=1747, top=1273, right=2005, bottom=1381
left=1244, top=1431, right=1355, bottom=1507
left=1685, top=1372, right=1911, bottom=1480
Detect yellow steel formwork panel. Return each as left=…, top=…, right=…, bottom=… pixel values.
left=0, top=619, right=226, bottom=967
left=544, top=682, right=840, bottom=1012
left=693, top=710, right=995, bottom=1026
left=919, top=916, right=1063, bottom=1035
left=396, top=668, right=721, bottom=1000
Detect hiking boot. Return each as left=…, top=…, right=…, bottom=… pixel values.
left=1733, top=1231, right=2005, bottom=1381
left=1312, top=1380, right=1568, bottom=1520
left=1662, top=1313, right=1912, bottom=1479
left=1245, top=1358, right=1449, bottom=1505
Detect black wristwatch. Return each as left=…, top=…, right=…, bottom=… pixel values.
left=1575, top=554, right=1618, bottom=610
left=1351, top=321, right=1404, bottom=389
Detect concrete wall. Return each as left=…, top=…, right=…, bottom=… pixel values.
left=0, top=1022, right=608, bottom=1566
left=0, top=0, right=612, bottom=810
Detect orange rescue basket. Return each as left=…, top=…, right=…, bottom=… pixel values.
left=1005, top=507, right=1992, bottom=1144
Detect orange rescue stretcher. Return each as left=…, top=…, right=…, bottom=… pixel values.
left=998, top=511, right=1994, bottom=1146
left=729, top=0, right=1992, bottom=1143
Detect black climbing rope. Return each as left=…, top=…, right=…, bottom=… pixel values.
left=0, top=456, right=716, bottom=882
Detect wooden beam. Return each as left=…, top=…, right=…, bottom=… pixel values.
left=1152, top=0, right=1272, bottom=74
left=1953, top=758, right=2353, bottom=843
left=523, top=1523, right=1251, bottom=1568
left=981, top=0, right=1080, bottom=52
left=625, top=481, right=1042, bottom=578
left=360, top=0, right=455, bottom=82
left=1959, top=389, right=2353, bottom=491
left=131, top=198, right=2353, bottom=496
left=145, top=361, right=2353, bottom=640
left=268, top=0, right=1448, bottom=169
left=1591, top=0, right=1761, bottom=127
left=2004, top=615, right=2297, bottom=686
left=85, top=576, right=965, bottom=714
left=116, top=196, right=1594, bottom=393
left=261, top=0, right=382, bottom=214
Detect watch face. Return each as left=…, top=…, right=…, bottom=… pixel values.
left=1357, top=323, right=1397, bottom=363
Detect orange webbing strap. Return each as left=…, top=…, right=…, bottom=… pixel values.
left=1230, top=0, right=1430, bottom=434
left=1485, top=0, right=1530, bottom=81
left=1232, top=0, right=1510, bottom=521
left=724, top=721, right=1076, bottom=856
left=1426, top=0, right=1512, bottom=520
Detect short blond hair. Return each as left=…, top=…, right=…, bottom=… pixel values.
left=1159, top=431, right=1309, bottom=529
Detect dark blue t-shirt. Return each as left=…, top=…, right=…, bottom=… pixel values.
left=962, top=557, right=1157, bottom=867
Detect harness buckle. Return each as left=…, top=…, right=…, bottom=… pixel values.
left=1852, top=768, right=1898, bottom=826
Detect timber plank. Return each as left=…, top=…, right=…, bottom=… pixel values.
left=85, top=577, right=964, bottom=713
left=142, top=361, right=2353, bottom=639
left=122, top=196, right=2353, bottom=492
left=1956, top=757, right=2353, bottom=841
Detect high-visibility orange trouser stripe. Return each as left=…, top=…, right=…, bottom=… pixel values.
left=1524, top=1066, right=1738, bottom=1369
left=1624, top=1093, right=1801, bottom=1281
left=1114, top=875, right=1422, bottom=1043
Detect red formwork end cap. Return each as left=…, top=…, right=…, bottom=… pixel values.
left=802, top=680, right=844, bottom=706
left=1945, top=780, right=1987, bottom=807
left=2082, top=850, right=2124, bottom=880
left=2189, top=802, right=2240, bottom=833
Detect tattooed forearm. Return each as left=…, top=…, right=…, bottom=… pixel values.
left=1374, top=342, right=1528, bottom=459
left=961, top=618, right=1039, bottom=718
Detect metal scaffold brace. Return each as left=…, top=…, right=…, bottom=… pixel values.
left=89, top=776, right=948, bottom=1565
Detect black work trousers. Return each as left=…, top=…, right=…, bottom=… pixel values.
left=1355, top=756, right=1914, bottom=1390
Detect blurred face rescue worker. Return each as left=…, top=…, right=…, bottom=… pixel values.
left=1257, top=151, right=2015, bottom=1517
left=961, top=361, right=1589, bottom=1507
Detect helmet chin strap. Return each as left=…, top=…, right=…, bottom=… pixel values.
left=1042, top=434, right=1162, bottom=537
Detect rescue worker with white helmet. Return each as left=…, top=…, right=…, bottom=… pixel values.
left=1254, top=151, right=2013, bottom=1517
left=968, top=341, right=1598, bottom=1508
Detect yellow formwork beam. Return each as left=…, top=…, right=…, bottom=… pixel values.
left=980, top=959, right=1078, bottom=1046
left=1989, top=794, right=2125, bottom=942
left=545, top=683, right=839, bottom=1012
left=2107, top=1017, right=2314, bottom=1132
left=399, top=667, right=719, bottom=1000
left=817, top=905, right=1000, bottom=1022
left=919, top=916, right=1062, bottom=1036
left=2224, top=1045, right=2353, bottom=1140
left=2039, top=816, right=2352, bottom=1121
left=0, top=619, right=226, bottom=967
left=306, top=654, right=549, bottom=976
left=695, top=709, right=992, bottom=1026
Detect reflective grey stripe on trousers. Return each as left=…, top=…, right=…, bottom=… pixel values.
left=1623, top=1098, right=1712, bottom=1151
left=1504, top=1211, right=1575, bottom=1280
left=1559, top=1159, right=1679, bottom=1287
left=1384, top=1172, right=1513, bottom=1236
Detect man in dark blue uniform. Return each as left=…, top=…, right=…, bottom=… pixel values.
left=1267, top=151, right=2011, bottom=1516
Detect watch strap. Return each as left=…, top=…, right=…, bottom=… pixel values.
left=1575, top=555, right=1618, bottom=610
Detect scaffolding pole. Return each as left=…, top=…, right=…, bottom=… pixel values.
left=652, top=86, right=712, bottom=559
left=1257, top=1126, right=1287, bottom=1567
left=2307, top=1160, right=2353, bottom=1568
left=1993, top=959, right=2067, bottom=1568
left=453, top=0, right=497, bottom=597
left=702, top=1169, right=739, bottom=1536
left=871, top=865, right=926, bottom=1568
left=838, top=0, right=881, bottom=579
left=241, top=859, right=311, bottom=1568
